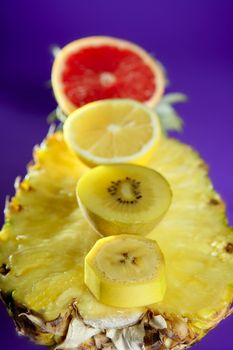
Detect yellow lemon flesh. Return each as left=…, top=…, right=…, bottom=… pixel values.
left=63, top=99, right=161, bottom=166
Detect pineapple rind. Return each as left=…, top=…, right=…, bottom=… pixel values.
left=0, top=132, right=232, bottom=349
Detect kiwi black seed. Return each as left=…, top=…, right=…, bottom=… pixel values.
left=107, top=177, right=142, bottom=204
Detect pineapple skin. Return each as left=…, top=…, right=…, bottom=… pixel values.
left=0, top=132, right=232, bottom=350
left=1, top=290, right=232, bottom=349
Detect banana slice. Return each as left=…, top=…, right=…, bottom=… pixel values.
left=85, top=235, right=166, bottom=308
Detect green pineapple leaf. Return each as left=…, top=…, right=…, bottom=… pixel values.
left=156, top=93, right=187, bottom=134
left=47, top=107, right=66, bottom=125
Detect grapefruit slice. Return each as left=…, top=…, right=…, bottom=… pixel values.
left=52, top=36, right=165, bottom=115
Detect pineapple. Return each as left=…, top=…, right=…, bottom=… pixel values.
left=0, top=132, right=232, bottom=349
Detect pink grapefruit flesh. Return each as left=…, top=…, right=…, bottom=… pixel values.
left=52, top=37, right=165, bottom=114
left=62, top=45, right=156, bottom=107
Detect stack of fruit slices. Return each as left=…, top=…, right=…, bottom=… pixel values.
left=0, top=36, right=232, bottom=350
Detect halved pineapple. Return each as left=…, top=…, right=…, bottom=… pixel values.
left=0, top=132, right=232, bottom=349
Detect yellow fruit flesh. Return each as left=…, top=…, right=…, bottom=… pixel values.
left=77, top=164, right=171, bottom=223
left=63, top=99, right=161, bottom=165
left=148, top=139, right=233, bottom=322
left=85, top=235, right=166, bottom=307
left=77, top=164, right=172, bottom=236
left=0, top=133, right=232, bottom=326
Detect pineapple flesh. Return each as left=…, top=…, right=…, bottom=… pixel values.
left=0, top=132, right=232, bottom=349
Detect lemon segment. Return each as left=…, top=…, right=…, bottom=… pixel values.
left=63, top=99, right=161, bottom=166
left=84, top=235, right=166, bottom=308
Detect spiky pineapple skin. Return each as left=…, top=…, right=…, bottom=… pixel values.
left=0, top=132, right=232, bottom=350
left=0, top=292, right=198, bottom=349
left=1, top=292, right=231, bottom=350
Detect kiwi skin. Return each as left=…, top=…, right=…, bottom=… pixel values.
left=77, top=196, right=171, bottom=237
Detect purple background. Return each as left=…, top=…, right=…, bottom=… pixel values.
left=0, top=1, right=232, bottom=349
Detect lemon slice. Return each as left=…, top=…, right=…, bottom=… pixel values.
left=63, top=99, right=161, bottom=166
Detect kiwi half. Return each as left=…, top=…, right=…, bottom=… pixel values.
left=77, top=164, right=172, bottom=236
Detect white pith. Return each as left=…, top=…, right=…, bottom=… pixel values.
left=100, top=72, right=117, bottom=87
left=107, top=124, right=121, bottom=133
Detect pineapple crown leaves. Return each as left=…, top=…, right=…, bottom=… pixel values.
left=47, top=107, right=66, bottom=130
left=50, top=45, right=61, bottom=58
left=155, top=93, right=187, bottom=134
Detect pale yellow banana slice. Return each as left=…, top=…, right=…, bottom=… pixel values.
left=85, top=235, right=166, bottom=308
